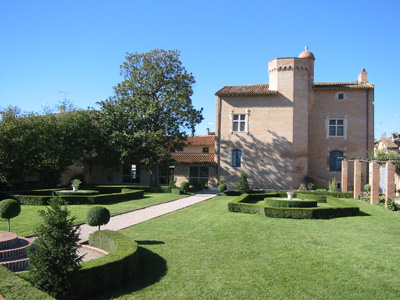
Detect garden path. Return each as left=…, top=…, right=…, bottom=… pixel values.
left=78, top=193, right=217, bottom=243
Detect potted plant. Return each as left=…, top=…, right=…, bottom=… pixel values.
left=286, top=189, right=295, bottom=200
left=71, top=179, right=82, bottom=191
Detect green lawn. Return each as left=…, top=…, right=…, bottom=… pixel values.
left=94, top=196, right=400, bottom=300
left=0, top=193, right=186, bottom=236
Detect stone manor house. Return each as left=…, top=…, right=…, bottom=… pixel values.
left=74, top=47, right=374, bottom=190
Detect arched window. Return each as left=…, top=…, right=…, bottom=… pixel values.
left=330, top=151, right=343, bottom=171
left=232, top=150, right=242, bottom=167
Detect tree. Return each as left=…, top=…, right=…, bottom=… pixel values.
left=86, top=206, right=110, bottom=230
left=97, top=49, right=203, bottom=186
left=0, top=199, right=21, bottom=231
left=0, top=105, right=100, bottom=188
left=27, top=197, right=82, bottom=300
left=236, top=171, right=250, bottom=193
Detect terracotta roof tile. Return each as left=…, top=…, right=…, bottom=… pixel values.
left=187, top=135, right=215, bottom=146
left=314, top=82, right=374, bottom=89
left=171, top=153, right=215, bottom=164
left=215, top=84, right=277, bottom=96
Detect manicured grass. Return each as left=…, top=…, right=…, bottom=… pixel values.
left=0, top=193, right=186, bottom=236
left=95, top=196, right=400, bottom=300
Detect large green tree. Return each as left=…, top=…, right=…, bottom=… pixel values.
left=0, top=105, right=100, bottom=188
left=97, top=49, right=203, bottom=186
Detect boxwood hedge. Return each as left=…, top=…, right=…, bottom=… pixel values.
left=228, top=193, right=359, bottom=219
left=72, top=230, right=140, bottom=298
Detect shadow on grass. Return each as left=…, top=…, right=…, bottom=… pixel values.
left=90, top=246, right=167, bottom=300
left=357, top=210, right=370, bottom=216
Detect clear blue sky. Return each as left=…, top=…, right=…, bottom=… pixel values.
left=1, top=0, right=399, bottom=139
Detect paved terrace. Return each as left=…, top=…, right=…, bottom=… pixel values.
left=78, top=193, right=216, bottom=243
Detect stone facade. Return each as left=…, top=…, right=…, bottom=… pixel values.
left=215, top=47, right=374, bottom=190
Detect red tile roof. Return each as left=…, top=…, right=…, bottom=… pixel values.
left=215, top=82, right=374, bottom=96
left=171, top=153, right=215, bottom=164
left=314, top=82, right=374, bottom=89
left=215, top=84, right=278, bottom=96
left=187, top=135, right=215, bottom=146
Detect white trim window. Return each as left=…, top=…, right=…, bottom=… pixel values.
left=230, top=109, right=250, bottom=134
left=326, top=116, right=347, bottom=139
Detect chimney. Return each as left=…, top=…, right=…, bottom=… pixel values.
left=358, top=68, right=368, bottom=84
left=206, top=128, right=210, bottom=135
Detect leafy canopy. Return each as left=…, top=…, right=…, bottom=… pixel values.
left=97, top=49, right=203, bottom=185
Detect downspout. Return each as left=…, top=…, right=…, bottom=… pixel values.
left=366, top=89, right=369, bottom=154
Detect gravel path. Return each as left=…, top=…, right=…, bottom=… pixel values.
left=78, top=193, right=216, bottom=243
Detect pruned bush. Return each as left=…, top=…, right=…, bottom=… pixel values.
left=236, top=171, right=250, bottom=193
left=86, top=206, right=111, bottom=230
left=180, top=182, right=189, bottom=193
left=218, top=183, right=227, bottom=193
left=0, top=199, right=21, bottom=231
left=171, top=188, right=181, bottom=195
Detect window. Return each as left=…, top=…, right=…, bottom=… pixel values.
left=232, top=114, right=246, bottom=132
left=170, top=147, right=176, bottom=153
left=189, top=166, right=209, bottom=186
left=106, top=168, right=114, bottom=183
left=329, top=119, right=344, bottom=136
left=232, top=150, right=242, bottom=167
left=203, top=147, right=209, bottom=153
left=159, top=166, right=174, bottom=185
left=122, top=164, right=140, bottom=184
left=338, top=93, right=344, bottom=100
left=330, top=151, right=343, bottom=171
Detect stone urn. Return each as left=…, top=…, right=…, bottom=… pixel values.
left=286, top=192, right=294, bottom=200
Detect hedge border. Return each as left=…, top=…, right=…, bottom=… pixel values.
left=264, top=198, right=318, bottom=208
left=12, top=190, right=144, bottom=205
left=228, top=193, right=359, bottom=219
left=72, top=230, right=140, bottom=298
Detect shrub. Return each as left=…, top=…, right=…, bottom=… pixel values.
left=166, top=174, right=177, bottom=192
left=328, top=177, right=337, bottom=193
left=0, top=199, right=21, bottom=231
left=27, top=197, right=82, bottom=300
left=86, top=206, right=111, bottom=230
left=72, top=230, right=140, bottom=298
left=364, top=184, right=371, bottom=192
left=171, top=188, right=182, bottom=195
left=236, top=171, right=250, bottom=193
left=180, top=181, right=189, bottom=193
left=218, top=183, right=227, bottom=193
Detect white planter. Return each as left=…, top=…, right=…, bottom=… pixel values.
left=72, top=185, right=79, bottom=191
left=286, top=192, right=294, bottom=200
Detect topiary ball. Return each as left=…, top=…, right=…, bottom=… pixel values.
left=0, top=199, right=21, bottom=220
left=218, top=183, right=227, bottom=193
left=86, top=206, right=111, bottom=229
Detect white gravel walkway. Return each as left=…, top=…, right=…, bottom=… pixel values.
left=78, top=193, right=216, bottom=243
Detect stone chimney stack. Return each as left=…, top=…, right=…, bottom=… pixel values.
left=206, top=128, right=210, bottom=135
left=358, top=68, right=368, bottom=84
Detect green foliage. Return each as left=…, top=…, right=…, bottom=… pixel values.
left=180, top=181, right=190, bottom=193
left=171, top=188, right=182, bottom=195
left=166, top=174, right=177, bottom=192
left=97, top=49, right=203, bottom=186
left=0, top=107, right=100, bottom=188
left=364, top=184, right=371, bottom=192
left=86, top=206, right=111, bottom=230
left=328, top=177, right=337, bottom=193
left=0, top=199, right=21, bottom=231
left=264, top=198, right=318, bottom=208
left=236, top=171, right=250, bottom=193
left=218, top=183, right=227, bottom=193
left=0, top=265, right=53, bottom=300
left=27, top=197, right=82, bottom=300
left=72, top=230, right=139, bottom=298
left=228, top=193, right=359, bottom=219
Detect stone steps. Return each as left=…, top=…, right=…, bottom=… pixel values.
left=0, top=231, right=33, bottom=272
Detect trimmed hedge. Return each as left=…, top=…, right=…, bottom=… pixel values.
left=228, top=193, right=359, bottom=219
left=264, top=198, right=318, bottom=208
left=72, top=230, right=140, bottom=298
left=13, top=190, right=144, bottom=205
left=297, top=193, right=327, bottom=203
left=0, top=266, right=53, bottom=299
